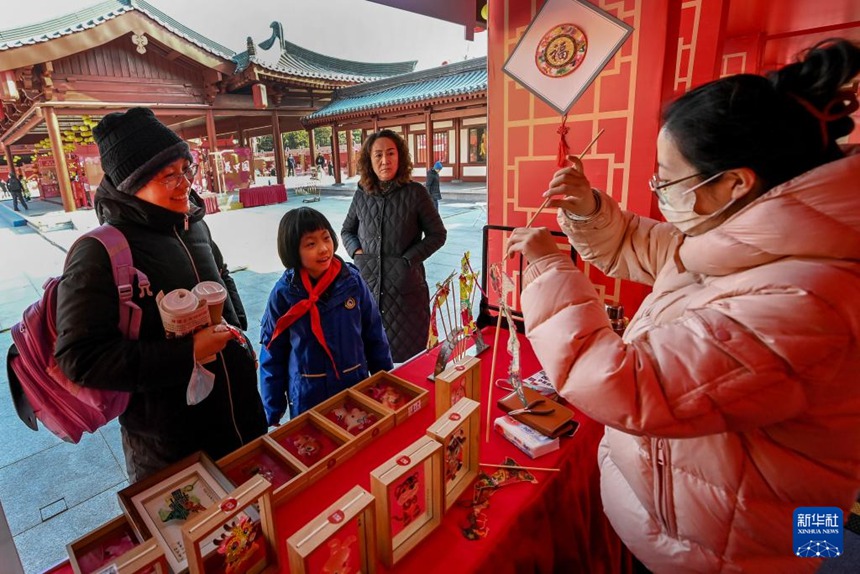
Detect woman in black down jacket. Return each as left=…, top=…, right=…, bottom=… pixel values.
left=342, top=130, right=447, bottom=362
left=55, top=108, right=267, bottom=482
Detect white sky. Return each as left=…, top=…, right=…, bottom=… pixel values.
left=2, top=0, right=487, bottom=70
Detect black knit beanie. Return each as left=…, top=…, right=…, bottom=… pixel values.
left=93, top=107, right=193, bottom=195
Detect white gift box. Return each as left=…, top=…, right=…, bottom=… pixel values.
left=494, top=414, right=560, bottom=459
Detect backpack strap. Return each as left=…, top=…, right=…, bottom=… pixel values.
left=80, top=225, right=150, bottom=340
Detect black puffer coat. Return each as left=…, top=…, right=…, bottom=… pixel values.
left=55, top=181, right=266, bottom=476
left=341, top=181, right=447, bottom=361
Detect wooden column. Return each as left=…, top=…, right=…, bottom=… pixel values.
left=424, top=109, right=433, bottom=171
left=346, top=129, right=356, bottom=178
left=453, top=117, right=462, bottom=181
left=372, top=115, right=379, bottom=133
left=1, top=142, right=13, bottom=173
left=308, top=128, right=317, bottom=172
left=44, top=107, right=75, bottom=212
left=205, top=110, right=221, bottom=192
left=272, top=112, right=285, bottom=185
left=331, top=126, right=342, bottom=184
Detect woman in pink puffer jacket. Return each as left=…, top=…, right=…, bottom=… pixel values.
left=508, top=40, right=860, bottom=573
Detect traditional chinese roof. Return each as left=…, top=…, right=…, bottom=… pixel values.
left=0, top=0, right=234, bottom=59
left=304, top=56, right=487, bottom=122
left=233, top=22, right=417, bottom=85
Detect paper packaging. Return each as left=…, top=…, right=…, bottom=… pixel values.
left=156, top=289, right=210, bottom=338
left=494, top=414, right=560, bottom=459
left=192, top=281, right=227, bottom=325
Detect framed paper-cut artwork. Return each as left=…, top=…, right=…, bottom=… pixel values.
left=182, top=475, right=277, bottom=574
left=267, top=411, right=354, bottom=481
left=85, top=540, right=167, bottom=574
left=503, top=0, right=633, bottom=114
left=217, top=436, right=307, bottom=505
left=355, top=370, right=429, bottom=425
left=434, top=356, right=481, bottom=418
left=313, top=389, right=394, bottom=448
left=287, top=485, right=376, bottom=574
left=117, top=452, right=234, bottom=574
left=370, top=436, right=443, bottom=567
left=67, top=515, right=141, bottom=574
left=426, top=397, right=481, bottom=510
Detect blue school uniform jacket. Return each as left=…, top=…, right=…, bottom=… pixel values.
left=259, top=257, right=393, bottom=423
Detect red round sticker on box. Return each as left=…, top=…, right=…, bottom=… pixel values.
left=535, top=23, right=587, bottom=78
left=328, top=510, right=345, bottom=524
left=220, top=498, right=237, bottom=512
left=455, top=365, right=465, bottom=371
left=449, top=413, right=462, bottom=421
left=397, top=456, right=411, bottom=466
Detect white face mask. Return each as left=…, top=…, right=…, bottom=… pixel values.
left=657, top=172, right=728, bottom=235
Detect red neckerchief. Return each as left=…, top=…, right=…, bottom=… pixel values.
left=267, top=257, right=342, bottom=378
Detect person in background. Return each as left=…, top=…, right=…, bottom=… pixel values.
left=342, top=129, right=447, bottom=362
left=426, top=160, right=443, bottom=211
left=0, top=177, right=8, bottom=199
left=55, top=107, right=267, bottom=482
left=287, top=153, right=296, bottom=177
left=316, top=152, right=326, bottom=178
left=6, top=171, right=27, bottom=211
left=259, top=207, right=392, bottom=423
left=507, top=39, right=860, bottom=573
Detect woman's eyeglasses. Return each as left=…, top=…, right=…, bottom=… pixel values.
left=648, top=172, right=703, bottom=203
left=161, top=164, right=199, bottom=190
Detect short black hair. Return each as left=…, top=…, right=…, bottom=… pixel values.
left=277, top=207, right=339, bottom=269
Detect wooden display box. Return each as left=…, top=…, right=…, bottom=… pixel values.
left=370, top=436, right=443, bottom=567
left=67, top=515, right=143, bottom=574
left=312, top=389, right=395, bottom=449
left=82, top=539, right=167, bottom=574
left=217, top=436, right=307, bottom=505
left=434, top=356, right=481, bottom=418
left=355, top=370, right=429, bottom=425
left=287, top=485, right=377, bottom=574
left=426, top=397, right=481, bottom=510
left=116, top=452, right=235, bottom=574
left=182, top=475, right=277, bottom=574
left=267, top=411, right=355, bottom=482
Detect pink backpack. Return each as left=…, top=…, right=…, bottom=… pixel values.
left=6, top=225, right=149, bottom=443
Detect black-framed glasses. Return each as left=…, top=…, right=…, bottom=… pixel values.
left=161, top=164, right=199, bottom=190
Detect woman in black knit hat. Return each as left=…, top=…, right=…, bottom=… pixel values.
left=54, top=107, right=267, bottom=482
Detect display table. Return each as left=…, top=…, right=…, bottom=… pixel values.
left=199, top=192, right=220, bottom=214
left=43, top=327, right=631, bottom=574
left=239, top=184, right=287, bottom=207
left=273, top=326, right=632, bottom=574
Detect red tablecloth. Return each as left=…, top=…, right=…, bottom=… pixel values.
left=273, top=327, right=632, bottom=574
left=239, top=184, right=287, bottom=207
left=200, top=193, right=220, bottom=214
left=44, top=327, right=631, bottom=574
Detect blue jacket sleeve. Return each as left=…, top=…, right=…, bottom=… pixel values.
left=356, top=271, right=394, bottom=372
left=259, top=276, right=291, bottom=425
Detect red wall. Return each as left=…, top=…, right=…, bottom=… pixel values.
left=487, top=0, right=674, bottom=315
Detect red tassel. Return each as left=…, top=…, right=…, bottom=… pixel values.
left=556, top=115, right=570, bottom=167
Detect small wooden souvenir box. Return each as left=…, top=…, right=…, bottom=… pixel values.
left=434, top=356, right=481, bottom=418
left=267, top=411, right=355, bottom=482
left=312, top=389, right=395, bottom=449
left=287, top=485, right=377, bottom=574
left=217, top=435, right=307, bottom=505
left=355, top=370, right=429, bottom=425
left=67, top=514, right=151, bottom=574
left=370, top=436, right=443, bottom=567
left=426, top=397, right=481, bottom=510
left=182, top=475, right=277, bottom=574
